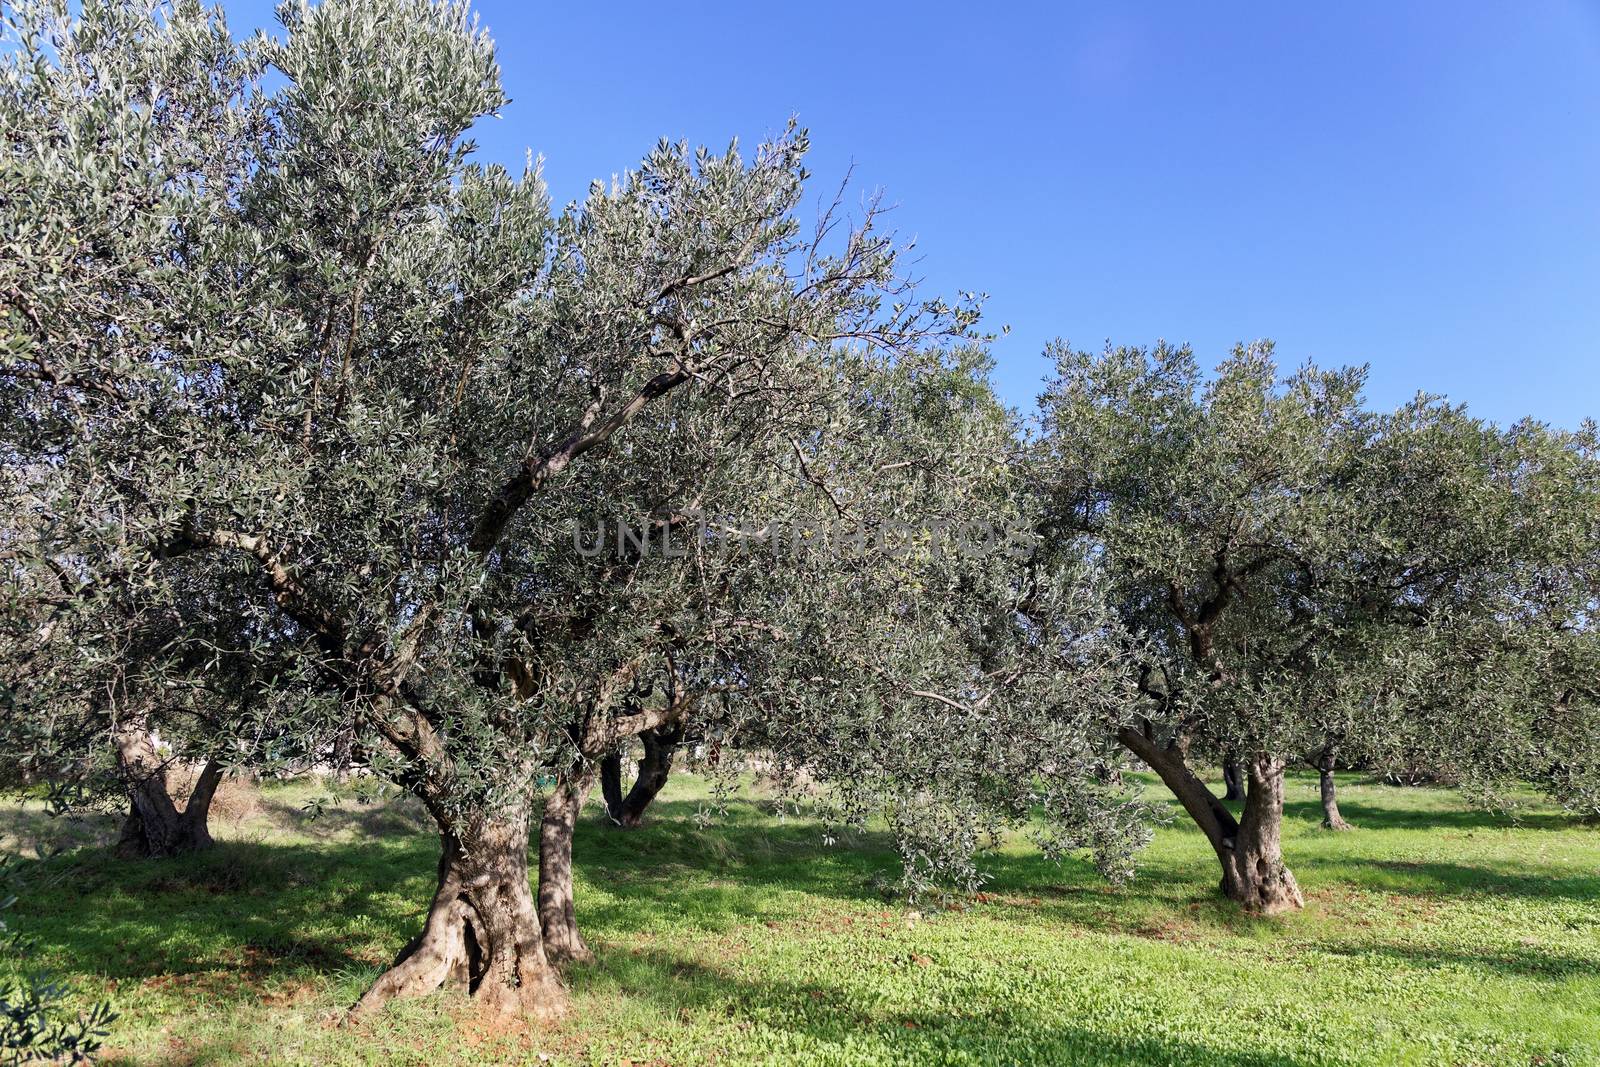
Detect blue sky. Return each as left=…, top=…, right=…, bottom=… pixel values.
left=223, top=1, right=1599, bottom=427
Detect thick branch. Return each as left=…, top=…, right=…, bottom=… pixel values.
left=468, top=363, right=689, bottom=554
left=1116, top=725, right=1240, bottom=852
left=182, top=528, right=345, bottom=645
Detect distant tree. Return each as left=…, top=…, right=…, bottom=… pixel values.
left=1029, top=341, right=1590, bottom=912
left=0, top=472, right=254, bottom=859
left=1378, top=420, right=1600, bottom=820
left=1, top=0, right=1144, bottom=1020
left=598, top=722, right=684, bottom=829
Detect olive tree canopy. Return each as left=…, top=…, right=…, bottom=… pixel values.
left=1030, top=340, right=1598, bottom=912
left=1, top=0, right=1146, bottom=1018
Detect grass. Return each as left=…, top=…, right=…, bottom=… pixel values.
left=1, top=771, right=1597, bottom=1066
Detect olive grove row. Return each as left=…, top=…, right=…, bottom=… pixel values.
left=2, top=0, right=1595, bottom=1024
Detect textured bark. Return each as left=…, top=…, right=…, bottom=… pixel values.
left=601, top=722, right=682, bottom=829
left=1219, top=757, right=1305, bottom=913
left=1317, top=746, right=1353, bottom=830
left=113, top=722, right=222, bottom=859
left=351, top=808, right=565, bottom=1020
left=1221, top=759, right=1245, bottom=802
left=1117, top=729, right=1303, bottom=914
left=1117, top=727, right=1239, bottom=855
left=538, top=768, right=596, bottom=965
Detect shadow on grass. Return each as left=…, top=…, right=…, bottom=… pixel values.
left=567, top=945, right=1320, bottom=1067
left=252, top=795, right=434, bottom=840
left=1296, top=856, right=1600, bottom=902
left=569, top=798, right=908, bottom=935
left=10, top=788, right=1598, bottom=1022
left=1301, top=939, right=1598, bottom=981
left=6, top=836, right=439, bottom=984
left=0, top=804, right=121, bottom=858
left=1280, top=796, right=1582, bottom=834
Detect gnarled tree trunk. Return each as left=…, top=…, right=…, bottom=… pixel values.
left=1316, top=745, right=1353, bottom=830
left=1117, top=728, right=1303, bottom=914
left=600, top=722, right=682, bottom=828
left=1219, top=756, right=1304, bottom=913
left=113, top=722, right=223, bottom=859
left=538, top=768, right=596, bottom=965
left=351, top=807, right=565, bottom=1020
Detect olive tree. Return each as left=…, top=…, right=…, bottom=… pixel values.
left=0, top=504, right=261, bottom=859
left=1375, top=419, right=1600, bottom=819
left=2, top=0, right=1146, bottom=1020
left=1029, top=340, right=1584, bottom=912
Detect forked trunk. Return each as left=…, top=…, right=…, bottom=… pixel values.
left=351, top=808, right=565, bottom=1020
left=1219, top=757, right=1305, bottom=913
left=601, top=722, right=682, bottom=828
left=113, top=722, right=223, bottom=859
left=538, top=768, right=596, bottom=965
left=1317, top=746, right=1353, bottom=831
left=1116, top=728, right=1303, bottom=914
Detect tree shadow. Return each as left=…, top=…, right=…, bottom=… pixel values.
left=565, top=944, right=1323, bottom=1067
left=1300, top=939, right=1599, bottom=982
left=3, top=837, right=437, bottom=985
left=0, top=802, right=121, bottom=858
left=569, top=798, right=909, bottom=935
left=1280, top=797, right=1582, bottom=834
left=1295, top=856, right=1600, bottom=902
left=252, top=794, right=434, bottom=840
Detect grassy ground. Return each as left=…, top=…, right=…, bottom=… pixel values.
left=1, top=772, right=1597, bottom=1067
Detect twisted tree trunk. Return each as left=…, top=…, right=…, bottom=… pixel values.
left=1219, top=757, right=1304, bottom=913
left=1117, top=728, right=1303, bottom=914
left=600, top=721, right=682, bottom=828
left=538, top=767, right=596, bottom=965
left=351, top=807, right=565, bottom=1020
left=113, top=722, right=223, bottom=859
left=1317, top=745, right=1353, bottom=830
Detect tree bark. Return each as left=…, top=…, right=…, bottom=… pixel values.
left=601, top=722, right=681, bottom=829
left=1221, top=758, right=1245, bottom=802
left=1317, top=745, right=1353, bottom=830
left=538, top=768, right=596, bottom=966
left=598, top=751, right=625, bottom=821
left=113, top=722, right=222, bottom=859
left=351, top=807, right=565, bottom=1020
left=1117, top=728, right=1303, bottom=914
left=1219, top=757, right=1305, bottom=913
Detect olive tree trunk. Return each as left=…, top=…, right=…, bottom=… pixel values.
left=598, top=751, right=625, bottom=820
left=600, top=722, right=682, bottom=829
left=1117, top=728, right=1304, bottom=914
left=1316, top=745, right=1353, bottom=830
left=351, top=807, right=565, bottom=1020
left=113, top=723, right=223, bottom=859
left=1220, top=757, right=1305, bottom=912
left=1221, top=758, right=1245, bottom=802
left=538, top=768, right=596, bottom=965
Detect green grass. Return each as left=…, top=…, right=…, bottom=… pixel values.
left=2, top=772, right=1597, bottom=1066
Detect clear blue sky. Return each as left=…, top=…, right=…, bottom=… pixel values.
left=223, top=1, right=1600, bottom=427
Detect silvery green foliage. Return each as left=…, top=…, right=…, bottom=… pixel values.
left=1, top=0, right=1145, bottom=890
left=1372, top=421, right=1600, bottom=817
left=706, top=349, right=1151, bottom=894
left=1, top=0, right=274, bottom=804
left=1032, top=340, right=1598, bottom=805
